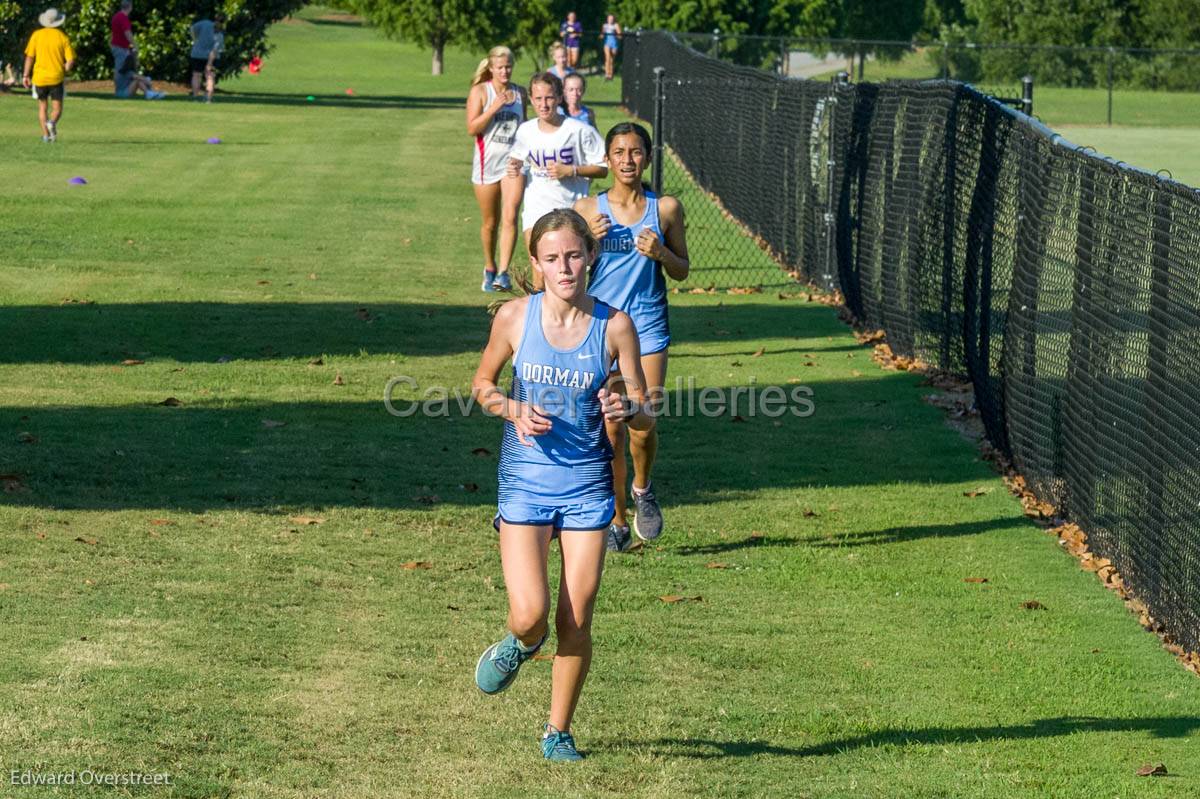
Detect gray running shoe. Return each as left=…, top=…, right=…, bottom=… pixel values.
left=605, top=522, right=632, bottom=552
left=631, top=483, right=663, bottom=541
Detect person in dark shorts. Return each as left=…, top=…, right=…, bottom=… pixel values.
left=22, top=8, right=75, bottom=142
left=190, top=13, right=225, bottom=102
left=559, top=11, right=582, bottom=68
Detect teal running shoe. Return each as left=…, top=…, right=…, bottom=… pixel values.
left=493, top=272, right=513, bottom=291
left=475, top=632, right=542, bottom=694
left=541, top=724, right=584, bottom=761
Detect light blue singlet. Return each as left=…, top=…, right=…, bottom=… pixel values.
left=587, top=190, right=670, bottom=356
left=498, top=293, right=614, bottom=507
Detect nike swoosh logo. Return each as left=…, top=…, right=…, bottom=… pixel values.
left=578, top=353, right=596, bottom=360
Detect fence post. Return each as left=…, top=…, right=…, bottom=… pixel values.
left=634, top=28, right=642, bottom=101
left=652, top=66, right=666, bottom=196
left=710, top=28, right=721, bottom=58
left=780, top=37, right=789, bottom=76
left=1021, top=75, right=1034, bottom=116
left=823, top=71, right=849, bottom=290
left=1106, top=47, right=1115, bottom=126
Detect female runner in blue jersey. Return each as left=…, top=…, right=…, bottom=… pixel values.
left=471, top=208, right=653, bottom=761
left=601, top=15, right=622, bottom=81
left=574, top=123, right=690, bottom=552
left=560, top=73, right=596, bottom=129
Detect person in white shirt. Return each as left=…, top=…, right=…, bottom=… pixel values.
left=506, top=72, right=607, bottom=289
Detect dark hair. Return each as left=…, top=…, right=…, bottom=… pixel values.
left=528, top=71, right=563, bottom=99
left=605, top=122, right=655, bottom=192
left=605, top=122, right=651, bottom=154
left=528, top=209, right=597, bottom=259
left=563, top=72, right=586, bottom=92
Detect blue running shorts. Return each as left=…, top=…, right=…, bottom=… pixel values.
left=494, top=495, right=615, bottom=534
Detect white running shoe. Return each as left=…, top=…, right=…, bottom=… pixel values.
left=46, top=120, right=56, bottom=142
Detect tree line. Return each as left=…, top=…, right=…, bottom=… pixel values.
left=4, top=0, right=1196, bottom=85
left=1, top=1, right=303, bottom=83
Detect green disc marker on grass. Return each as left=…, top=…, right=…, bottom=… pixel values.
left=306, top=95, right=315, bottom=102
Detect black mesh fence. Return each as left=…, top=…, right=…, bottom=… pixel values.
left=625, top=30, right=1200, bottom=655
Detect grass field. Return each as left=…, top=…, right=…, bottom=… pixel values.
left=2, top=7, right=1199, bottom=798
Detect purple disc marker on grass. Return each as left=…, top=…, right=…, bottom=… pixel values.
left=207, top=137, right=222, bottom=144
left=68, top=176, right=87, bottom=185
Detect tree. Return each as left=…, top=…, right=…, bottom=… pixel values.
left=841, top=0, right=924, bottom=40
left=505, top=0, right=557, bottom=71
left=604, top=0, right=836, bottom=39
left=347, top=0, right=513, bottom=74
left=922, top=0, right=967, bottom=36
left=963, top=0, right=1135, bottom=86
left=2, top=0, right=304, bottom=84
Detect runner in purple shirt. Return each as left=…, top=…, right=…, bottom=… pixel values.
left=560, top=12, right=582, bottom=68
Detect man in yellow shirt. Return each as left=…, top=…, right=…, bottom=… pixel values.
left=23, top=8, right=77, bottom=142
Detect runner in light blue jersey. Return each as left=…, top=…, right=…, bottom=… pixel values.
left=574, top=122, right=690, bottom=552
left=559, top=73, right=596, bottom=129
left=472, top=208, right=653, bottom=761
left=601, top=15, right=622, bottom=80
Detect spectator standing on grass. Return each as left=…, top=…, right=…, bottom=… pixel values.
left=22, top=8, right=75, bottom=142
left=111, top=0, right=135, bottom=94
left=559, top=12, right=582, bottom=68
left=190, top=13, right=225, bottom=102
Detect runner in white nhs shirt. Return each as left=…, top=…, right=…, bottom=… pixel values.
left=507, top=72, right=607, bottom=289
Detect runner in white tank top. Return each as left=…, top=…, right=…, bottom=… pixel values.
left=467, top=47, right=528, bottom=292
left=473, top=82, right=525, bottom=185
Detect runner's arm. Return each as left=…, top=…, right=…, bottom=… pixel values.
left=656, top=195, right=690, bottom=281
left=603, top=311, right=653, bottom=431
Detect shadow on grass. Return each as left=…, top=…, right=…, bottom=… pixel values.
left=643, top=715, right=1200, bottom=759
left=0, top=301, right=848, bottom=363
left=805, top=516, right=1031, bottom=548
left=672, top=344, right=863, bottom=359
left=307, top=15, right=365, bottom=27
left=216, top=91, right=463, bottom=110
left=0, top=367, right=966, bottom=511
left=674, top=534, right=803, bottom=556
left=67, top=90, right=464, bottom=110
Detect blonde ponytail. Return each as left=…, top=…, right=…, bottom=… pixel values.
left=470, top=45, right=515, bottom=87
